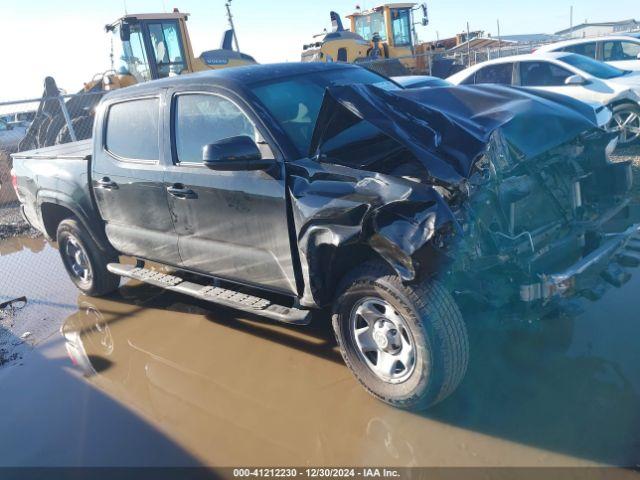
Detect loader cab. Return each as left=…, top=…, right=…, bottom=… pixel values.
left=347, top=3, right=422, bottom=58
left=107, top=12, right=197, bottom=83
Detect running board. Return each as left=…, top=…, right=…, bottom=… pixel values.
left=107, top=264, right=311, bottom=325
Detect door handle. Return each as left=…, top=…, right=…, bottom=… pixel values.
left=167, top=185, right=197, bottom=199
left=96, top=177, right=118, bottom=190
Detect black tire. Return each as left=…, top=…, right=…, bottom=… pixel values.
left=44, top=115, right=66, bottom=147
left=332, top=261, right=469, bottom=410
left=57, top=218, right=120, bottom=297
left=609, top=103, right=640, bottom=147
left=56, top=115, right=94, bottom=144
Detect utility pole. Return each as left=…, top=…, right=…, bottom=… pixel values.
left=497, top=19, right=502, bottom=58
left=569, top=5, right=574, bottom=37
left=225, top=1, right=240, bottom=53
left=466, top=22, right=471, bottom=67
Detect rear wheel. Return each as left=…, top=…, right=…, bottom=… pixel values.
left=57, top=218, right=120, bottom=297
left=608, top=103, right=640, bottom=146
left=332, top=262, right=469, bottom=410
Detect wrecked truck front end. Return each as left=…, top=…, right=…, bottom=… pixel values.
left=458, top=126, right=639, bottom=309
left=292, top=82, right=640, bottom=311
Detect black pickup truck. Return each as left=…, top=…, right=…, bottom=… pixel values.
left=11, top=63, right=640, bottom=410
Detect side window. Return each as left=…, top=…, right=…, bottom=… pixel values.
left=106, top=98, right=159, bottom=160
left=474, top=63, right=514, bottom=85
left=603, top=41, right=640, bottom=61
left=174, top=94, right=257, bottom=164
left=520, top=61, right=572, bottom=87
left=563, top=42, right=597, bottom=59
left=147, top=21, right=187, bottom=78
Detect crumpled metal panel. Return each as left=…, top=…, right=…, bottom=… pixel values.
left=292, top=83, right=606, bottom=307
left=288, top=159, right=457, bottom=306
left=310, top=83, right=602, bottom=185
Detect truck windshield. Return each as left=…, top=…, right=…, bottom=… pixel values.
left=561, top=53, right=628, bottom=79
left=250, top=68, right=399, bottom=156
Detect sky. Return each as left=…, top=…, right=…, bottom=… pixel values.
left=0, top=0, right=638, bottom=101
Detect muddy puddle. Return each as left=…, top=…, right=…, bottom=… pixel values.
left=0, top=236, right=77, bottom=366
left=0, top=235, right=639, bottom=468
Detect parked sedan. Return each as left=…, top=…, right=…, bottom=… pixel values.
left=447, top=52, right=640, bottom=145
left=0, top=118, right=27, bottom=154
left=392, top=75, right=452, bottom=88
left=536, top=36, right=640, bottom=71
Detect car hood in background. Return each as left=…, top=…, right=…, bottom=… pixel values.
left=310, top=84, right=603, bottom=186
left=608, top=71, right=640, bottom=88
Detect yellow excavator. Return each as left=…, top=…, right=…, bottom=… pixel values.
left=302, top=3, right=428, bottom=74
left=20, top=8, right=256, bottom=151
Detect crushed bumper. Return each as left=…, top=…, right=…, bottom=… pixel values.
left=520, top=223, right=640, bottom=303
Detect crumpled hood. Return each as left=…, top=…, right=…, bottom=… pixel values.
left=310, top=83, right=603, bottom=186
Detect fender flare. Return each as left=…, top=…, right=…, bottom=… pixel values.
left=36, top=191, right=115, bottom=254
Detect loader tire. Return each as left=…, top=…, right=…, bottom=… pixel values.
left=56, top=115, right=94, bottom=144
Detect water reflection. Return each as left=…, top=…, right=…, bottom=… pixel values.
left=60, top=281, right=640, bottom=467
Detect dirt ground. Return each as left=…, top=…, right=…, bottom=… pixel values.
left=611, top=144, right=640, bottom=197
left=0, top=201, right=39, bottom=239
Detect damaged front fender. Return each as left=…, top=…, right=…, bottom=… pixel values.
left=288, top=159, right=458, bottom=307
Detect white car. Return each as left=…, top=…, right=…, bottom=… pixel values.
left=536, top=36, right=640, bottom=71
left=447, top=52, right=640, bottom=145
left=392, top=75, right=452, bottom=88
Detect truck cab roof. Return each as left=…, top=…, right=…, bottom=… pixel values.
left=101, top=62, right=360, bottom=101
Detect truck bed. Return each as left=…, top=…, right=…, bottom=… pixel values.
left=12, top=139, right=93, bottom=161
left=11, top=139, right=100, bottom=241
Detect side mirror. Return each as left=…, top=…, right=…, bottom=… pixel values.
left=202, top=135, right=271, bottom=171
left=565, top=74, right=587, bottom=86
left=120, top=23, right=131, bottom=42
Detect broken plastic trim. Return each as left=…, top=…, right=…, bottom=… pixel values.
left=293, top=83, right=608, bottom=307
left=0, top=296, right=27, bottom=317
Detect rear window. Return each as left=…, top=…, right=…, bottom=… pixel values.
left=105, top=98, right=160, bottom=160
left=474, top=63, right=514, bottom=85
left=562, top=42, right=597, bottom=59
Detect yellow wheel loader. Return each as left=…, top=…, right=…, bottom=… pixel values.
left=301, top=3, right=428, bottom=75
left=20, top=9, right=256, bottom=151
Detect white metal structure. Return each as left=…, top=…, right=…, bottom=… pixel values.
left=447, top=52, right=640, bottom=145
left=536, top=36, right=640, bottom=71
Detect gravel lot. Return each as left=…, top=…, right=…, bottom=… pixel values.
left=0, top=201, right=39, bottom=240
left=611, top=144, right=640, bottom=198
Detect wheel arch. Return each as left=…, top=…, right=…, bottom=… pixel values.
left=608, top=98, right=640, bottom=109
left=38, top=196, right=114, bottom=254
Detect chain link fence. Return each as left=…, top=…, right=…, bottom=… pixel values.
left=357, top=40, right=551, bottom=78
left=0, top=89, right=104, bottom=310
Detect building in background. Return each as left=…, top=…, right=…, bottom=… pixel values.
left=556, top=19, right=640, bottom=39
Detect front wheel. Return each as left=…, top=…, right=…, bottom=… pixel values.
left=57, top=218, right=120, bottom=297
left=608, top=103, right=640, bottom=147
left=332, top=262, right=469, bottom=410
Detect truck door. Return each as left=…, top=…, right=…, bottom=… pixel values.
left=92, top=95, right=182, bottom=265
left=164, top=89, right=297, bottom=294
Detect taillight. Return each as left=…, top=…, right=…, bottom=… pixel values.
left=10, top=169, right=18, bottom=195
